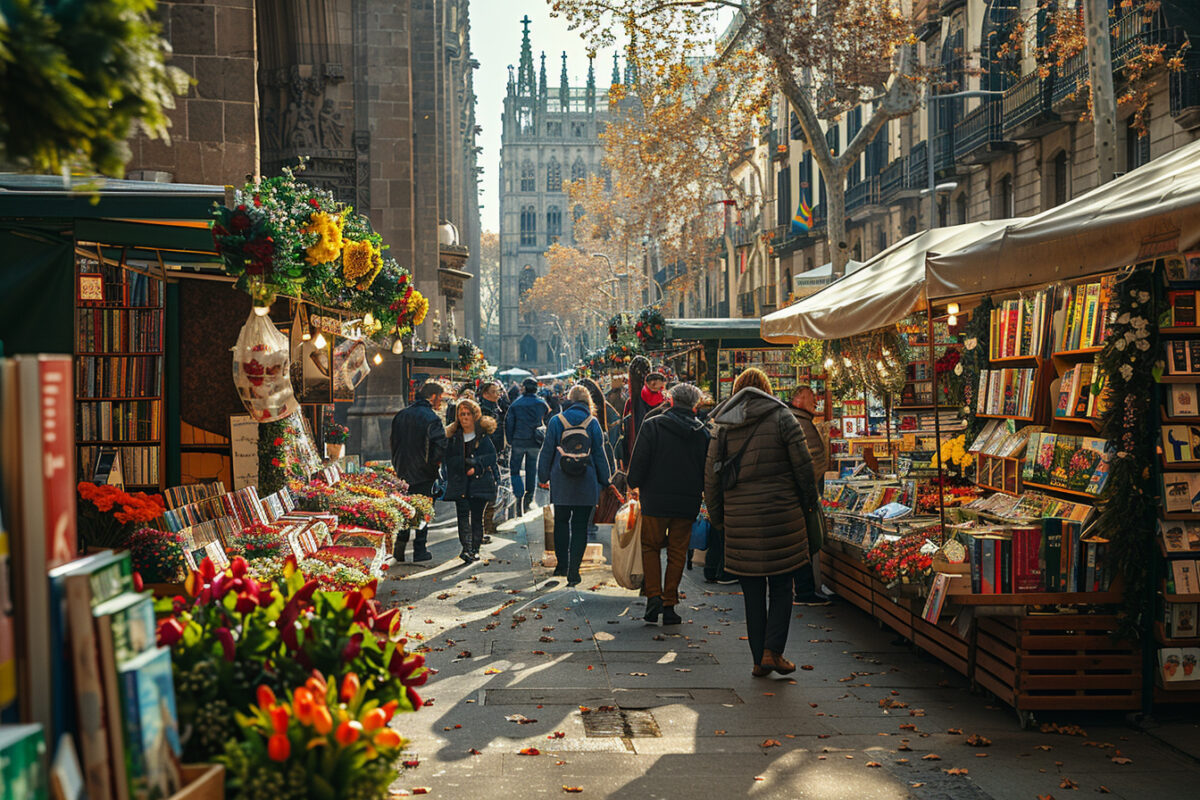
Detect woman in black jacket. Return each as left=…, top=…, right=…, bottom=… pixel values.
left=443, top=398, right=498, bottom=563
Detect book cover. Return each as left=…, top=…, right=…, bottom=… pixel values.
left=1174, top=560, right=1200, bottom=595
left=0, top=724, right=47, bottom=800
left=93, top=593, right=156, bottom=664
left=1169, top=384, right=1200, bottom=418
left=1085, top=444, right=1112, bottom=495
left=1167, top=603, right=1198, bottom=638
left=1166, top=254, right=1189, bottom=281
left=1013, top=527, right=1044, bottom=592
left=980, top=538, right=997, bottom=594
left=969, top=536, right=983, bottom=594
left=1042, top=518, right=1063, bottom=592
left=1054, top=367, right=1075, bottom=417
left=1170, top=340, right=1191, bottom=374
left=1173, top=290, right=1198, bottom=327
left=1164, top=425, right=1193, bottom=463
left=921, top=573, right=950, bottom=623
left=1072, top=364, right=1093, bottom=417
left=1161, top=520, right=1191, bottom=552
left=1000, top=537, right=1013, bottom=593
left=117, top=647, right=182, bottom=800
left=1189, top=341, right=1200, bottom=375
left=1068, top=285, right=1086, bottom=350
left=1165, top=473, right=1195, bottom=513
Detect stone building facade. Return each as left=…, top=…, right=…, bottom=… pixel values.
left=732, top=0, right=1200, bottom=317
left=498, top=17, right=614, bottom=372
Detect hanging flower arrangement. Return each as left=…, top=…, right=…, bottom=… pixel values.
left=582, top=340, right=644, bottom=373
left=303, top=211, right=344, bottom=265
left=634, top=305, right=666, bottom=348
left=790, top=338, right=825, bottom=368
left=457, top=339, right=480, bottom=371
left=825, top=328, right=909, bottom=401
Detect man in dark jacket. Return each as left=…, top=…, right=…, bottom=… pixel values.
left=478, top=381, right=506, bottom=541
left=505, top=378, right=550, bottom=514
left=790, top=386, right=833, bottom=605
left=627, top=383, right=711, bottom=625
left=390, top=381, right=448, bottom=562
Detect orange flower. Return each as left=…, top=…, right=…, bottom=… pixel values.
left=306, top=672, right=328, bottom=699
left=340, top=673, right=361, bottom=703
left=374, top=728, right=402, bottom=748
left=270, top=704, right=290, bottom=735
left=381, top=700, right=400, bottom=722
left=361, top=708, right=387, bottom=732
left=293, top=688, right=316, bottom=725
left=312, top=704, right=334, bottom=735
left=268, top=733, right=290, bottom=762
left=257, top=685, right=276, bottom=711
left=335, top=720, right=362, bottom=745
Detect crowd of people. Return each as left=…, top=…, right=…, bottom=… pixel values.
left=388, top=358, right=832, bottom=678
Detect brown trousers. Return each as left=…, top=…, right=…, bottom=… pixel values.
left=640, top=515, right=692, bottom=606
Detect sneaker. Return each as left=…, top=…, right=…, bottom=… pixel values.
left=712, top=577, right=738, bottom=586
left=794, top=593, right=832, bottom=607
left=459, top=551, right=473, bottom=564
left=661, top=606, right=682, bottom=625
left=643, top=596, right=663, bottom=623
left=566, top=575, right=581, bottom=587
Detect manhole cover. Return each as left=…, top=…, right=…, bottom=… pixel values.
left=582, top=708, right=661, bottom=738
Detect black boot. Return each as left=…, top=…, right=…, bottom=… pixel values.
left=393, top=531, right=409, bottom=562
left=644, top=596, right=663, bottom=623
left=662, top=606, right=682, bottom=625
left=412, top=529, right=432, bottom=562
left=523, top=493, right=535, bottom=513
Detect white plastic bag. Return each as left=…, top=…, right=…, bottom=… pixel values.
left=232, top=311, right=299, bottom=422
left=611, top=498, right=644, bottom=590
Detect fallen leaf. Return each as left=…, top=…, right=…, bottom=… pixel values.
left=897, top=744, right=912, bottom=751
left=555, top=760, right=567, bottom=766
left=714, top=730, right=726, bottom=735
left=897, top=758, right=909, bottom=764
left=801, top=664, right=815, bottom=670
left=548, top=731, right=566, bottom=739
left=817, top=734, right=831, bottom=739
left=762, top=739, right=782, bottom=748
left=483, top=668, right=502, bottom=675
left=1060, top=777, right=1078, bottom=789
left=966, top=734, right=992, bottom=747
left=456, top=650, right=472, bottom=658
left=910, top=783, right=924, bottom=788
left=866, top=761, right=882, bottom=768
left=947, top=728, right=964, bottom=735
left=562, top=788, right=583, bottom=794
left=944, top=768, right=969, bottom=776
left=1111, top=756, right=1132, bottom=765
left=1035, top=745, right=1053, bottom=751
left=675, top=668, right=692, bottom=673
left=975, top=753, right=989, bottom=758
left=1098, top=787, right=1111, bottom=794
left=899, top=724, right=917, bottom=731
left=518, top=748, right=541, bottom=756
left=809, top=703, right=819, bottom=708
left=921, top=754, right=941, bottom=761
left=506, top=714, right=537, bottom=725
left=763, top=692, right=775, bottom=697
left=411, top=789, right=431, bottom=796
left=467, top=748, right=481, bottom=755
left=629, top=672, right=648, bottom=677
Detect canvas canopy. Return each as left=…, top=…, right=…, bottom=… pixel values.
left=927, top=137, right=1200, bottom=301
left=760, top=221, right=1010, bottom=342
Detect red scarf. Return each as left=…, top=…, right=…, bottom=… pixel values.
left=641, top=385, right=664, bottom=408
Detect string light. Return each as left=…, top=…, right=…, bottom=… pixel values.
left=302, top=330, right=312, bottom=341
left=363, top=312, right=374, bottom=328
left=372, top=352, right=383, bottom=366
left=313, top=332, right=327, bottom=350
left=843, top=356, right=852, bottom=367
left=392, top=338, right=404, bottom=355
left=253, top=306, right=270, bottom=316
left=824, top=357, right=834, bottom=369
left=947, top=302, right=960, bottom=315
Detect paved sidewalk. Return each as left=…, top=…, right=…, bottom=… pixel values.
left=379, top=508, right=1200, bottom=798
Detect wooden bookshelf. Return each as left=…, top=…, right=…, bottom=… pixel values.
left=1162, top=581, right=1200, bottom=604
left=1160, top=326, right=1200, bottom=336
left=1162, top=458, right=1200, bottom=471
left=1161, top=408, right=1200, bottom=424
left=74, top=243, right=166, bottom=491
left=950, top=590, right=1120, bottom=606
left=1163, top=511, right=1200, bottom=521
left=1052, top=346, right=1104, bottom=358
left=990, top=354, right=1040, bottom=365
left=1159, top=374, right=1200, bottom=384
left=1020, top=480, right=1100, bottom=500
left=1155, top=621, right=1200, bottom=648
left=977, top=413, right=1036, bottom=421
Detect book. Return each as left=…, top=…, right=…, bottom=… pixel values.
left=1164, top=473, right=1197, bottom=513
left=0, top=494, right=14, bottom=721
left=1054, top=367, right=1075, bottom=417
left=1172, top=290, right=1198, bottom=326
left=1169, top=384, right=1200, bottom=418
left=1071, top=364, right=1093, bottom=417
left=1189, top=341, right=1200, bottom=375
left=1170, top=340, right=1191, bottom=374
left=1013, top=526, right=1044, bottom=592
left=1166, top=254, right=1189, bottom=281
left=0, top=724, right=47, bottom=800
left=1165, top=602, right=1198, bottom=638
left=1161, top=519, right=1200, bottom=552
left=1163, top=425, right=1193, bottom=463
left=116, top=647, right=182, bottom=800
left=922, top=573, right=951, bottom=623
left=1043, top=518, right=1063, bottom=592
left=1173, top=560, right=1200, bottom=595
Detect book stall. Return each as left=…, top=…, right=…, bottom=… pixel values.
left=0, top=169, right=438, bottom=798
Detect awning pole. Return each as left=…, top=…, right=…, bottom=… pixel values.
left=928, top=306, right=947, bottom=531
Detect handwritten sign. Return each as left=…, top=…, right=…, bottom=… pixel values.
left=228, top=415, right=259, bottom=490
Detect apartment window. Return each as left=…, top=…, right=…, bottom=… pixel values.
left=546, top=206, right=562, bottom=238
left=956, top=193, right=968, bottom=224
left=571, top=121, right=585, bottom=137
left=1051, top=150, right=1069, bottom=207
left=546, top=122, right=562, bottom=137
left=520, top=334, right=538, bottom=363
left=519, top=206, right=537, bottom=245
left=520, top=160, right=535, bottom=192
left=546, top=158, right=562, bottom=192
left=571, top=156, right=586, bottom=181
left=776, top=167, right=791, bottom=227
left=1125, top=118, right=1150, bottom=172
left=906, top=216, right=918, bottom=236
left=993, top=174, right=1013, bottom=219
left=519, top=265, right=536, bottom=296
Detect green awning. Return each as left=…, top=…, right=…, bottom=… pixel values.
left=0, top=173, right=224, bottom=219
left=663, top=318, right=767, bottom=341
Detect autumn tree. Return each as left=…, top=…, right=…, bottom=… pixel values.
left=521, top=241, right=624, bottom=351
left=477, top=231, right=501, bottom=361
left=551, top=0, right=919, bottom=278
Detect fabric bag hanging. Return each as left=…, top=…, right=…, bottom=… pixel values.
left=611, top=497, right=644, bottom=590
left=232, top=310, right=299, bottom=422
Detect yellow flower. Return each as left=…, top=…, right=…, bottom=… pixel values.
left=408, top=290, right=429, bottom=327
left=341, top=239, right=376, bottom=283
left=304, top=212, right=343, bottom=265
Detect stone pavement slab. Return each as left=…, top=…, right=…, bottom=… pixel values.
left=378, top=507, right=1200, bottom=799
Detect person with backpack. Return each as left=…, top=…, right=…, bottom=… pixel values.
left=626, top=383, right=711, bottom=625
left=442, top=399, right=498, bottom=563
left=704, top=367, right=819, bottom=677
left=537, top=384, right=611, bottom=586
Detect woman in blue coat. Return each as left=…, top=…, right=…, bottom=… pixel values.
left=443, top=399, right=498, bottom=563
left=538, top=385, right=612, bottom=585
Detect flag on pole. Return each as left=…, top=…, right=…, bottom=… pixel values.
left=792, top=194, right=813, bottom=234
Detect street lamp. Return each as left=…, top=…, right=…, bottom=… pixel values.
left=925, top=88, right=1005, bottom=230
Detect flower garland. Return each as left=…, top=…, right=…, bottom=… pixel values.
left=634, top=305, right=666, bottom=348
left=958, top=295, right=994, bottom=441
left=1093, top=264, right=1162, bottom=639
left=790, top=338, right=824, bottom=368
left=825, top=329, right=909, bottom=402
left=258, top=419, right=309, bottom=495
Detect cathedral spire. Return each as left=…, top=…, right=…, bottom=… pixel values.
left=586, top=54, right=596, bottom=110
left=507, top=64, right=516, bottom=96
left=560, top=51, right=570, bottom=109
left=517, top=15, right=534, bottom=96
left=539, top=51, right=548, bottom=103
left=611, top=52, right=621, bottom=85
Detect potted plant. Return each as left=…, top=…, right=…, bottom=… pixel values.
left=324, top=420, right=350, bottom=459
left=77, top=483, right=166, bottom=552
left=128, top=527, right=187, bottom=597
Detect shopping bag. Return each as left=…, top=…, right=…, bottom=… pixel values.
left=689, top=518, right=710, bottom=551
left=594, top=483, right=625, bottom=525
left=611, top=498, right=644, bottom=590
left=232, top=310, right=299, bottom=422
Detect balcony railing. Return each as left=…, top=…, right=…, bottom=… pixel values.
left=880, top=158, right=905, bottom=203
left=904, top=140, right=928, bottom=190
left=1052, top=49, right=1087, bottom=108
left=932, top=129, right=955, bottom=174
left=1002, top=71, right=1057, bottom=137
left=1113, top=7, right=1179, bottom=71
left=953, top=98, right=1010, bottom=164
left=846, top=175, right=881, bottom=213
left=1171, top=49, right=1200, bottom=129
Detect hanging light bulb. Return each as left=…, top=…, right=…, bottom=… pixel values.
left=372, top=352, right=383, bottom=366
left=392, top=338, right=404, bottom=355
left=947, top=314, right=958, bottom=327
left=947, top=302, right=960, bottom=315
left=313, top=331, right=327, bottom=350
left=253, top=305, right=270, bottom=317
left=843, top=356, right=852, bottom=367
left=363, top=311, right=375, bottom=328
left=881, top=347, right=891, bottom=357
left=876, top=360, right=885, bottom=371
left=824, top=357, right=834, bottom=369
left=302, top=330, right=312, bottom=341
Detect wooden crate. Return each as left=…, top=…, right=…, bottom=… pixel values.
left=872, top=590, right=914, bottom=639
left=912, top=614, right=970, bottom=676
left=824, top=547, right=874, bottom=616
left=977, top=615, right=1141, bottom=711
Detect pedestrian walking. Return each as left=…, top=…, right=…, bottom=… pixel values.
left=605, top=375, right=627, bottom=414
left=789, top=385, right=833, bottom=605
left=478, top=380, right=506, bottom=542
left=442, top=398, right=498, bottom=564
left=537, top=385, right=611, bottom=586
left=704, top=368, right=819, bottom=677
left=505, top=377, right=550, bottom=514
left=626, top=383, right=711, bottom=625
left=622, top=356, right=653, bottom=464
left=389, top=381, right=448, bottom=562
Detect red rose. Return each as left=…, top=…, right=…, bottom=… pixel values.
left=230, top=212, right=251, bottom=232
left=308, top=198, right=320, bottom=208
left=273, top=437, right=284, bottom=446
left=271, top=457, right=282, bottom=467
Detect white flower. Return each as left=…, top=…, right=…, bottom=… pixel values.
left=1117, top=312, right=1131, bottom=325
left=1136, top=338, right=1150, bottom=351
left=965, top=337, right=977, bottom=351
left=1108, top=312, right=1118, bottom=324
left=1138, top=291, right=1151, bottom=303
left=1119, top=364, right=1134, bottom=381
left=1131, top=316, right=1148, bottom=330
left=1124, top=330, right=1137, bottom=343
left=954, top=363, right=963, bottom=376
left=1115, top=338, right=1127, bottom=350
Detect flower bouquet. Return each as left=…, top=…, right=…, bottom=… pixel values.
left=77, top=482, right=166, bottom=549
left=128, top=527, right=186, bottom=584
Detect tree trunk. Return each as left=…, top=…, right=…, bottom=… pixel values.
left=826, top=179, right=850, bottom=278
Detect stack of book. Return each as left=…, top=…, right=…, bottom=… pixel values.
left=975, top=367, right=1038, bottom=417
left=162, top=482, right=226, bottom=510
left=1022, top=432, right=1111, bottom=495
left=1052, top=277, right=1115, bottom=352
left=77, top=400, right=162, bottom=443
left=988, top=289, right=1050, bottom=359
left=961, top=519, right=1112, bottom=594
left=969, top=420, right=1044, bottom=460
left=1054, top=362, right=1105, bottom=420
left=1167, top=289, right=1200, bottom=327
left=966, top=489, right=1094, bottom=522
left=77, top=355, right=162, bottom=398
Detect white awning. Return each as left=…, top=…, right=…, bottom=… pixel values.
left=927, top=137, right=1200, bottom=300
left=761, top=221, right=1011, bottom=342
